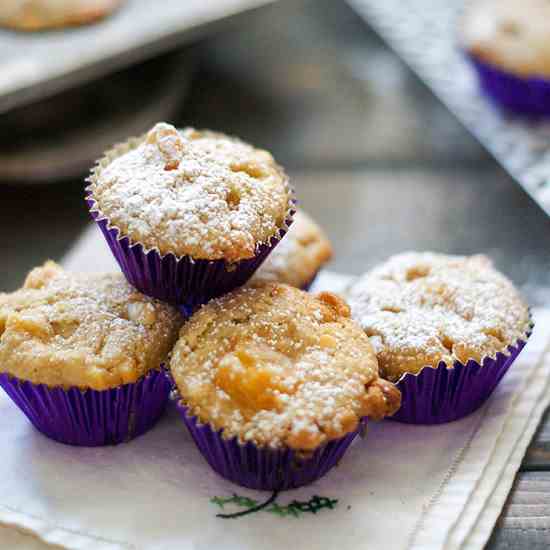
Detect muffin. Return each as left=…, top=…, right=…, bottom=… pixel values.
left=461, top=0, right=550, bottom=116
left=169, top=283, right=400, bottom=490
left=250, top=209, right=332, bottom=290
left=0, top=261, right=182, bottom=445
left=87, top=122, right=295, bottom=312
left=347, top=252, right=531, bottom=424
left=0, top=0, right=124, bottom=31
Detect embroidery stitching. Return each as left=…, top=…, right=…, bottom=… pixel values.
left=211, top=492, right=339, bottom=519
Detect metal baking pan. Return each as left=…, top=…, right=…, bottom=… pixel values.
left=348, top=0, right=550, bottom=217
left=0, top=0, right=273, bottom=114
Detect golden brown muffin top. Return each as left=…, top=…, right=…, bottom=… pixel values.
left=0, top=261, right=182, bottom=390
left=170, top=283, right=400, bottom=451
left=347, top=252, right=531, bottom=383
left=461, top=0, right=550, bottom=77
left=0, top=0, right=123, bottom=31
left=88, top=123, right=293, bottom=262
left=251, top=210, right=333, bottom=289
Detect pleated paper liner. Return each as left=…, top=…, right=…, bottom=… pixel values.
left=391, top=328, right=532, bottom=425
left=176, top=401, right=365, bottom=491
left=86, top=135, right=296, bottom=314
left=0, top=367, right=171, bottom=446
left=301, top=271, right=321, bottom=292
left=467, top=54, right=550, bottom=117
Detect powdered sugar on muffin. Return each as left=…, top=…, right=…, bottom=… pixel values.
left=88, top=123, right=293, bottom=262
left=0, top=261, right=182, bottom=390
left=251, top=210, right=332, bottom=288
left=347, top=252, right=530, bottom=382
left=170, top=283, right=400, bottom=450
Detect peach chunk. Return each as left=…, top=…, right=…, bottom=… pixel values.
left=214, top=343, right=292, bottom=415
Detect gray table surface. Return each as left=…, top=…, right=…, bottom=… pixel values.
left=1, top=1, right=549, bottom=548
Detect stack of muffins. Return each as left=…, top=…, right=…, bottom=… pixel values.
left=0, top=122, right=531, bottom=492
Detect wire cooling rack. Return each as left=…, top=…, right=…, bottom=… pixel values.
left=348, top=0, right=550, bottom=217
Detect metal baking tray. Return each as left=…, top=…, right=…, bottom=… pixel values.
left=348, top=0, right=550, bottom=217
left=0, top=0, right=272, bottom=115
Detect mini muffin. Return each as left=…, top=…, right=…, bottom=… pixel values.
left=461, top=0, right=550, bottom=116
left=87, top=122, right=295, bottom=312
left=0, top=261, right=182, bottom=445
left=0, top=0, right=124, bottom=31
left=250, top=209, right=332, bottom=290
left=169, top=283, right=400, bottom=490
left=347, top=252, right=531, bottom=424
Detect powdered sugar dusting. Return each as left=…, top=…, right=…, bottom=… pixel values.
left=170, top=283, right=399, bottom=450
left=251, top=210, right=333, bottom=288
left=347, top=252, right=531, bottom=382
left=0, top=261, right=182, bottom=390
left=88, top=123, right=292, bottom=262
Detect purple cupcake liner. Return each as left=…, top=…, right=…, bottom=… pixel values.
left=176, top=401, right=364, bottom=491
left=467, top=54, right=550, bottom=117
left=300, top=271, right=320, bottom=292
left=391, top=332, right=531, bottom=425
left=0, top=368, right=171, bottom=446
left=86, top=194, right=295, bottom=313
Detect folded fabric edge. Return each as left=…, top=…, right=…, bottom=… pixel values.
left=0, top=503, right=126, bottom=550
left=410, top=309, right=550, bottom=550
left=460, top=344, right=550, bottom=550
left=445, top=321, right=550, bottom=550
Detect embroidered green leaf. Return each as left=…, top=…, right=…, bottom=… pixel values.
left=233, top=495, right=259, bottom=508
left=211, top=492, right=338, bottom=519
left=210, top=496, right=230, bottom=509
left=211, top=493, right=259, bottom=511
left=267, top=502, right=299, bottom=518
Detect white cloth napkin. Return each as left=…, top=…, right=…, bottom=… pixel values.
left=1, top=226, right=549, bottom=550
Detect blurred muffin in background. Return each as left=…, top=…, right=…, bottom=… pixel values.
left=0, top=0, right=124, bottom=31
left=251, top=209, right=333, bottom=290
left=461, top=0, right=550, bottom=116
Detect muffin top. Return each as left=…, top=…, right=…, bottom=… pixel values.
left=88, top=123, right=292, bottom=262
left=461, top=0, right=550, bottom=77
left=170, top=283, right=400, bottom=451
left=0, top=0, right=123, bottom=31
left=347, top=252, right=531, bottom=382
left=251, top=210, right=332, bottom=288
left=0, top=261, right=182, bottom=390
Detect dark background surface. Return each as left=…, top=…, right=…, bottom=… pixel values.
left=0, top=2, right=549, bottom=547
